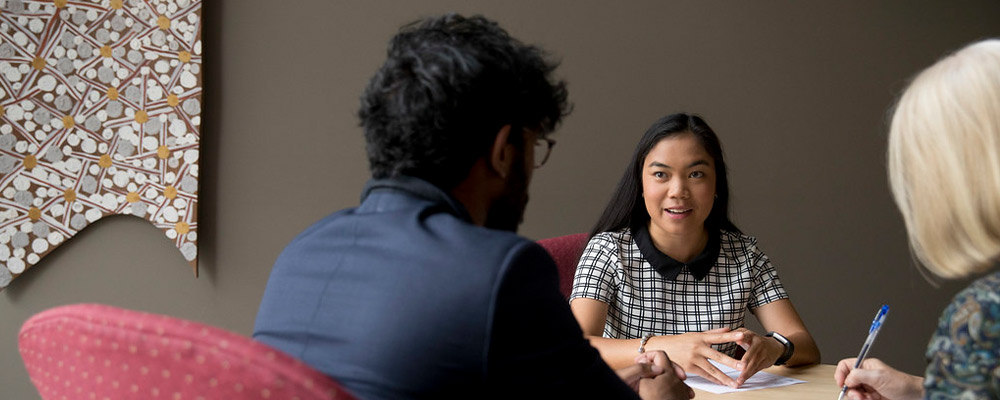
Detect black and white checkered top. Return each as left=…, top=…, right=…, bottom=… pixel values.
left=569, top=227, right=788, bottom=357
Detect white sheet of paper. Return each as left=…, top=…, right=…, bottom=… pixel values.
left=685, top=360, right=806, bottom=394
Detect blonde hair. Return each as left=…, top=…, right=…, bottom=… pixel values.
left=888, top=39, right=1000, bottom=279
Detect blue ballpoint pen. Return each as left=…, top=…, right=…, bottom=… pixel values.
left=838, top=305, right=890, bottom=400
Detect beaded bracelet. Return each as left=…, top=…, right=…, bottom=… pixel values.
left=637, top=333, right=653, bottom=354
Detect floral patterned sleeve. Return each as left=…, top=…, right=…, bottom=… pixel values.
left=923, top=272, right=1000, bottom=399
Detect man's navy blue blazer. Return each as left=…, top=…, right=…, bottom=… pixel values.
left=253, top=176, right=636, bottom=399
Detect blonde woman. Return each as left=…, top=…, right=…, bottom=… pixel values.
left=835, top=39, right=1000, bottom=399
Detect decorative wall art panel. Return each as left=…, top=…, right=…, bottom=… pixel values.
left=0, top=0, right=202, bottom=290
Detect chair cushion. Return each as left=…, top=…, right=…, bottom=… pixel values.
left=18, top=303, right=352, bottom=400
left=537, top=233, right=589, bottom=298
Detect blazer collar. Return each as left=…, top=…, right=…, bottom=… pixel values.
left=361, top=176, right=472, bottom=222
left=630, top=222, right=719, bottom=281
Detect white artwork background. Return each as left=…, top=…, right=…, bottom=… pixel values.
left=0, top=0, right=202, bottom=290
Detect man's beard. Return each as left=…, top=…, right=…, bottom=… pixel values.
left=484, top=157, right=529, bottom=232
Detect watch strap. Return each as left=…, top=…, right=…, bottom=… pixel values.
left=765, top=331, right=794, bottom=365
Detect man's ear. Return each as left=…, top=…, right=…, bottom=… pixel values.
left=489, top=125, right=514, bottom=179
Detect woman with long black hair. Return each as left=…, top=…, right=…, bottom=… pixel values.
left=570, top=113, right=820, bottom=388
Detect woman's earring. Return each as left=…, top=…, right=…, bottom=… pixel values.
left=714, top=194, right=718, bottom=199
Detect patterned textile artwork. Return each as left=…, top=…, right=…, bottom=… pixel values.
left=0, top=0, right=202, bottom=291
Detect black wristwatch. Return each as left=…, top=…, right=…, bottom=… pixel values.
left=765, top=331, right=794, bottom=365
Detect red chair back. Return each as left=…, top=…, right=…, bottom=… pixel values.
left=537, top=233, right=590, bottom=298
left=18, top=303, right=355, bottom=400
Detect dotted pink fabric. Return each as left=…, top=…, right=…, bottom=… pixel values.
left=18, top=303, right=354, bottom=400
left=537, top=233, right=589, bottom=298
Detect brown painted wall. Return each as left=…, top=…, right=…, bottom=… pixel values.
left=3, top=1, right=998, bottom=397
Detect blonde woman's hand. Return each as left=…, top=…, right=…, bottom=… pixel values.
left=834, top=358, right=924, bottom=400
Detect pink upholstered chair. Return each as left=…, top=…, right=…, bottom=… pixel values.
left=537, top=233, right=590, bottom=298
left=18, top=303, right=354, bottom=400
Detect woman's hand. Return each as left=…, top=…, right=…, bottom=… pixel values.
left=731, top=328, right=784, bottom=386
left=652, top=327, right=744, bottom=388
left=834, top=358, right=924, bottom=400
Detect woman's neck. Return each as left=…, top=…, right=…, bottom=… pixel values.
left=647, top=222, right=709, bottom=263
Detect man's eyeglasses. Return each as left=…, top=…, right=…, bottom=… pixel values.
left=533, top=137, right=556, bottom=168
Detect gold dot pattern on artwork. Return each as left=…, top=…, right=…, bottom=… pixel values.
left=23, top=154, right=37, bottom=170
left=0, top=1, right=204, bottom=286
left=158, top=15, right=171, bottom=30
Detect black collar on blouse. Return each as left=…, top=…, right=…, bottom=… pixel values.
left=630, top=222, right=719, bottom=281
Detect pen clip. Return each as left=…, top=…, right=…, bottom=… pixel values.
left=868, top=305, right=889, bottom=334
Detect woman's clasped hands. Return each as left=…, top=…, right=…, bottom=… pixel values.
left=653, top=327, right=785, bottom=388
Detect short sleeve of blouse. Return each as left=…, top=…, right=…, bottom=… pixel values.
left=747, top=239, right=788, bottom=310
left=923, top=272, right=1000, bottom=398
left=569, top=233, right=620, bottom=305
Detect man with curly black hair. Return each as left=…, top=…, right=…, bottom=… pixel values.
left=254, top=14, right=693, bottom=399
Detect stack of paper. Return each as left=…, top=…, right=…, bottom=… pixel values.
left=684, top=360, right=806, bottom=394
